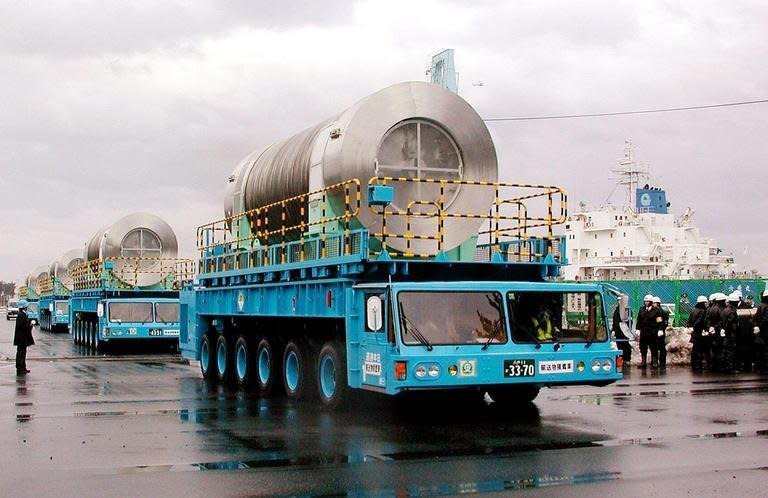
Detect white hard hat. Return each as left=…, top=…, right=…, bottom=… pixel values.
left=652, top=296, right=661, bottom=304
left=728, top=292, right=740, bottom=302
left=715, top=292, right=727, bottom=301
left=763, top=290, right=768, bottom=297
left=734, top=290, right=743, bottom=299
left=643, top=294, right=654, bottom=302
left=709, top=293, right=717, bottom=301
left=697, top=295, right=708, bottom=304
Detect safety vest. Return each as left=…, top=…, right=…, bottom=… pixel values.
left=533, top=315, right=553, bottom=341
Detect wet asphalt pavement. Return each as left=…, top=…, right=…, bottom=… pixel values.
left=1, top=319, right=767, bottom=497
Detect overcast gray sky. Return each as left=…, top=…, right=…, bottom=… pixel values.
left=2, top=0, right=767, bottom=282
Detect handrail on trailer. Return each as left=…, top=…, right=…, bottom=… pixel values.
left=195, top=175, right=568, bottom=269
left=71, top=257, right=196, bottom=291
left=39, top=276, right=72, bottom=297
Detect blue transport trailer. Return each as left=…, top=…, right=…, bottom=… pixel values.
left=180, top=178, right=626, bottom=408
left=19, top=285, right=40, bottom=326
left=38, top=277, right=72, bottom=332
left=69, top=258, right=193, bottom=351
left=179, top=82, right=626, bottom=407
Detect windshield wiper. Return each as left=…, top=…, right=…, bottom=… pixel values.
left=481, top=327, right=502, bottom=350
left=398, top=302, right=433, bottom=351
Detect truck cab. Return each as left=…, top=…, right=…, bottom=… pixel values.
left=350, top=281, right=621, bottom=399
left=96, top=298, right=180, bottom=342
left=6, top=300, right=19, bottom=320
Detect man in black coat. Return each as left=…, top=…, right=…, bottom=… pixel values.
left=612, top=301, right=631, bottom=366
left=688, top=296, right=708, bottom=371
left=14, top=300, right=35, bottom=375
left=753, top=291, right=768, bottom=373
left=636, top=294, right=662, bottom=369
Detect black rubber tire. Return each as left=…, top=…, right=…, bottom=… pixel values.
left=255, top=337, right=276, bottom=396
left=215, top=334, right=234, bottom=384
left=282, top=340, right=315, bottom=400
left=234, top=335, right=253, bottom=389
left=199, top=333, right=216, bottom=380
left=487, top=385, right=541, bottom=407
left=317, top=341, right=348, bottom=410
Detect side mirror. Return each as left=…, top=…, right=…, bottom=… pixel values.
left=97, top=303, right=104, bottom=318
left=366, top=296, right=383, bottom=331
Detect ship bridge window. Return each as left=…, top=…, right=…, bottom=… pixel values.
left=507, top=292, right=606, bottom=344
left=376, top=119, right=463, bottom=211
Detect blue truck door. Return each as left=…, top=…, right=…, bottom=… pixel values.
left=353, top=289, right=390, bottom=390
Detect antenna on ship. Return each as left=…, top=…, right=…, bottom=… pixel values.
left=611, top=140, right=649, bottom=212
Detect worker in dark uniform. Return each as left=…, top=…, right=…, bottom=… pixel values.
left=688, top=296, right=708, bottom=371
left=636, top=294, right=661, bottom=369
left=734, top=290, right=754, bottom=372
left=653, top=296, right=669, bottom=369
left=612, top=299, right=631, bottom=367
left=753, top=290, right=768, bottom=374
left=707, top=293, right=727, bottom=372
left=14, top=299, right=35, bottom=375
left=721, top=293, right=741, bottom=373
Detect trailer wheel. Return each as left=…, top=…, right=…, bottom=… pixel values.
left=215, top=334, right=234, bottom=383
left=487, top=385, right=541, bottom=407
left=282, top=340, right=313, bottom=400
left=234, top=335, right=253, bottom=389
left=317, top=342, right=348, bottom=409
left=73, top=320, right=79, bottom=344
left=255, top=338, right=275, bottom=395
left=199, top=333, right=215, bottom=380
left=94, top=325, right=101, bottom=351
left=85, top=322, right=92, bottom=349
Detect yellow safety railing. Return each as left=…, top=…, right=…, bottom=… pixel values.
left=19, top=286, right=28, bottom=298
left=197, top=179, right=362, bottom=269
left=72, top=257, right=196, bottom=291
left=368, top=176, right=567, bottom=259
left=39, top=276, right=54, bottom=295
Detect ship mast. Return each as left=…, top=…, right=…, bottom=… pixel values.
left=611, top=140, right=649, bottom=212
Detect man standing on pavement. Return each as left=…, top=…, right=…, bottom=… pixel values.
left=688, top=296, right=709, bottom=371
left=14, top=299, right=34, bottom=375
left=753, top=290, right=768, bottom=374
left=653, top=296, right=669, bottom=370
left=636, top=294, right=662, bottom=369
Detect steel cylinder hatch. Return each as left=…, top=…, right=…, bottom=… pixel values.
left=49, top=249, right=85, bottom=290
left=27, top=265, right=50, bottom=294
left=83, top=212, right=179, bottom=287
left=225, top=81, right=498, bottom=253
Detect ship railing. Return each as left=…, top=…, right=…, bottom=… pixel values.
left=368, top=177, right=567, bottom=260
left=72, top=258, right=196, bottom=291
left=197, top=179, right=362, bottom=269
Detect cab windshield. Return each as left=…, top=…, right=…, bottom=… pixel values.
left=155, top=303, right=179, bottom=323
left=397, top=291, right=507, bottom=346
left=507, top=291, right=607, bottom=343
left=108, top=302, right=153, bottom=323
left=27, top=303, right=38, bottom=313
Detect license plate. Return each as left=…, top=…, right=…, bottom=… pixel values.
left=150, top=329, right=179, bottom=337
left=504, top=359, right=535, bottom=377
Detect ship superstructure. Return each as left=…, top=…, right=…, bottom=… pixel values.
left=563, top=141, right=735, bottom=281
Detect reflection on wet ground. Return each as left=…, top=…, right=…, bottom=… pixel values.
left=1, top=322, right=768, bottom=496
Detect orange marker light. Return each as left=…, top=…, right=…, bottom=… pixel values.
left=395, top=361, right=407, bottom=381
left=616, top=355, right=624, bottom=371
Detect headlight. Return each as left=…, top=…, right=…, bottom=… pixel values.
left=591, top=359, right=600, bottom=372
left=428, top=364, right=440, bottom=378
left=415, top=365, right=427, bottom=378
left=447, top=365, right=458, bottom=376
left=577, top=361, right=585, bottom=372
left=602, top=360, right=612, bottom=372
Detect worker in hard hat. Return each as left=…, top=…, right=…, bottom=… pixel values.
left=531, top=302, right=553, bottom=342
left=721, top=293, right=741, bottom=373
left=611, top=296, right=631, bottom=367
left=652, top=296, right=669, bottom=370
left=753, top=290, right=768, bottom=374
left=688, top=296, right=709, bottom=371
left=13, top=299, right=35, bottom=375
left=636, top=294, right=662, bottom=369
left=706, top=293, right=727, bottom=372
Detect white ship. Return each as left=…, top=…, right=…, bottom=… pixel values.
left=562, top=141, right=739, bottom=281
